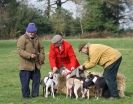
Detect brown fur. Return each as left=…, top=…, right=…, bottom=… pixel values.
left=57, top=72, right=125, bottom=98
left=66, top=78, right=83, bottom=99
left=117, top=73, right=125, bottom=97
left=57, top=76, right=67, bottom=94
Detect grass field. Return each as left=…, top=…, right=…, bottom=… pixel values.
left=0, top=38, right=133, bottom=104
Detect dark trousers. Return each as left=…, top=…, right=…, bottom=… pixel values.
left=103, top=57, right=122, bottom=97
left=19, top=69, right=40, bottom=98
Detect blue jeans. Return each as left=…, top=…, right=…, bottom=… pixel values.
left=19, top=69, right=40, bottom=98
left=103, top=57, right=122, bottom=97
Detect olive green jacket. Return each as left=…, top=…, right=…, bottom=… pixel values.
left=17, top=34, right=45, bottom=71
left=83, top=44, right=121, bottom=69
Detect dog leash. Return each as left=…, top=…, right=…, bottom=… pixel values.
left=45, top=76, right=53, bottom=84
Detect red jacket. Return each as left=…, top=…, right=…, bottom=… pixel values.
left=49, top=40, right=80, bottom=71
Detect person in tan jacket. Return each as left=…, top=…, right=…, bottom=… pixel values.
left=17, top=23, right=45, bottom=98
left=78, top=42, right=122, bottom=99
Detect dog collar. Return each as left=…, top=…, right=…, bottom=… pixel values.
left=92, top=76, right=98, bottom=83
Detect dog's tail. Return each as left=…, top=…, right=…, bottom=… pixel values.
left=117, top=73, right=125, bottom=97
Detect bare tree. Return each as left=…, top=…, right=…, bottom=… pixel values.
left=38, top=0, right=82, bottom=18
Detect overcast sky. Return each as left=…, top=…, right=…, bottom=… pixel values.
left=28, top=0, right=79, bottom=18
left=27, top=0, right=133, bottom=29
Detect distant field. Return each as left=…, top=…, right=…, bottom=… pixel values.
left=0, top=38, right=133, bottom=104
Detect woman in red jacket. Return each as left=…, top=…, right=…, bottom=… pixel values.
left=49, top=35, right=80, bottom=76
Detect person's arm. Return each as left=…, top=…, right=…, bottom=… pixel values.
left=49, top=44, right=57, bottom=70
left=17, top=37, right=31, bottom=59
left=38, top=39, right=45, bottom=64
left=83, top=51, right=101, bottom=69
left=68, top=45, right=79, bottom=71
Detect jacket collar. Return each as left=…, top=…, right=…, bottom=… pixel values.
left=54, top=41, right=64, bottom=54
left=24, top=34, right=38, bottom=40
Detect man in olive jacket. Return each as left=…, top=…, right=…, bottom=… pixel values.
left=78, top=42, right=122, bottom=99
left=17, top=23, right=45, bottom=98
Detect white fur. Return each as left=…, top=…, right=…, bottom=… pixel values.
left=92, top=77, right=98, bottom=83
left=44, top=72, right=59, bottom=98
left=66, top=78, right=83, bottom=99
left=82, top=88, right=90, bottom=99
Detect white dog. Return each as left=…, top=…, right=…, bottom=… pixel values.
left=66, top=78, right=83, bottom=99
left=44, top=72, right=59, bottom=98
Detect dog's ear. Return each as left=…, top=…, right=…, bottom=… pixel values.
left=48, top=71, right=53, bottom=75
left=88, top=72, right=91, bottom=75
left=48, top=72, right=51, bottom=75
left=89, top=73, right=94, bottom=78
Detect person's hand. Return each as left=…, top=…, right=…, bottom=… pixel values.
left=71, top=67, right=75, bottom=71
left=39, top=60, right=44, bottom=65
left=53, top=67, right=58, bottom=73
left=31, top=54, right=37, bottom=59
left=62, top=70, right=67, bottom=76
left=62, top=68, right=71, bottom=76
left=78, top=65, right=83, bottom=70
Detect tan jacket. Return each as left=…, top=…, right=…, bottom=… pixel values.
left=17, top=34, right=45, bottom=71
left=83, top=44, right=121, bottom=69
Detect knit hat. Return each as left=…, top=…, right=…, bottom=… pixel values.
left=26, top=23, right=37, bottom=33
left=51, top=35, right=63, bottom=44
left=78, top=42, right=88, bottom=52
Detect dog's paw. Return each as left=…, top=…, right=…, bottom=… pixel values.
left=45, top=95, right=48, bottom=98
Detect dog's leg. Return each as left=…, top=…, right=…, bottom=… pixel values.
left=81, top=85, right=84, bottom=99
left=51, top=85, right=55, bottom=98
left=97, top=89, right=102, bottom=100
left=93, top=86, right=98, bottom=100
left=95, top=89, right=99, bottom=100
left=74, top=87, right=78, bottom=100
left=69, top=88, right=72, bottom=98
left=87, top=89, right=90, bottom=99
left=45, top=86, right=49, bottom=98
left=99, top=88, right=103, bottom=97
left=66, top=87, right=70, bottom=98
left=82, top=88, right=86, bottom=99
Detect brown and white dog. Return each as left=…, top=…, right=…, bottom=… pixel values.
left=66, top=78, right=83, bottom=99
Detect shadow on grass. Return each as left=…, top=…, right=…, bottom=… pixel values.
left=125, top=91, right=133, bottom=97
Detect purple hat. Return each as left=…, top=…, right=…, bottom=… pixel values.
left=26, top=23, right=37, bottom=33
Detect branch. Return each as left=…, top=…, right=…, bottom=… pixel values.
left=50, top=0, right=70, bottom=6
left=62, top=0, right=70, bottom=4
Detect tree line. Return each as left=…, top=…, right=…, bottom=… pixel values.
left=0, top=0, right=133, bottom=39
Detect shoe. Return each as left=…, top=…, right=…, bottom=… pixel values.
left=31, top=95, right=39, bottom=98
left=23, top=96, right=31, bottom=99
left=109, top=97, right=115, bottom=100
left=109, top=96, right=120, bottom=100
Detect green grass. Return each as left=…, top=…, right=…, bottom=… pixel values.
left=0, top=38, right=133, bottom=104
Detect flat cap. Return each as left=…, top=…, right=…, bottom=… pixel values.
left=51, top=35, right=63, bottom=44
left=78, top=42, right=88, bottom=52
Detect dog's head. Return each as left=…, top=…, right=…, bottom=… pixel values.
left=48, top=72, right=53, bottom=78
left=86, top=72, right=95, bottom=80
left=86, top=72, right=99, bottom=79
left=84, top=72, right=99, bottom=86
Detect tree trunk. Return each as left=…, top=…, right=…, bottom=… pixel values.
left=80, top=19, right=83, bottom=38
left=47, top=0, right=51, bottom=18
